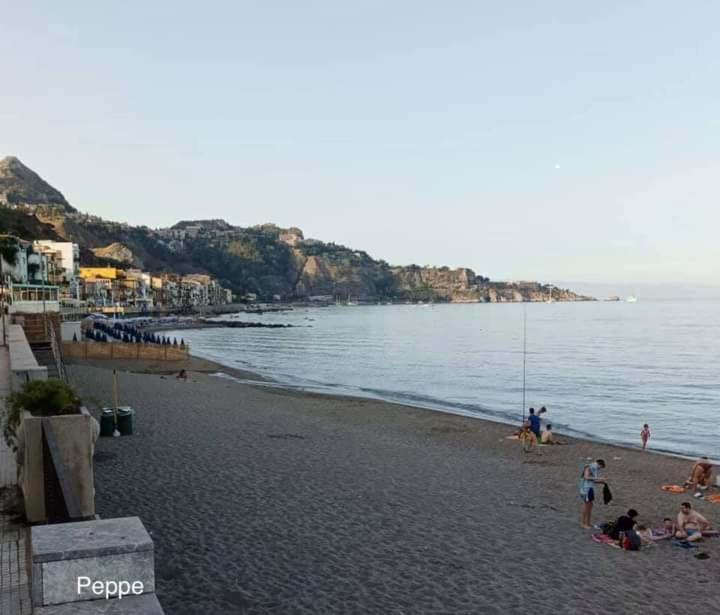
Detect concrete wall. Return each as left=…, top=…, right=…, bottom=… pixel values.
left=20, top=408, right=96, bottom=524
left=10, top=301, right=61, bottom=314
left=60, top=321, right=81, bottom=342
left=20, top=414, right=45, bottom=523
left=8, top=323, right=48, bottom=391
left=11, top=312, right=61, bottom=343
left=63, top=341, right=189, bottom=362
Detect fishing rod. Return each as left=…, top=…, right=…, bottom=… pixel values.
left=522, top=302, right=527, bottom=423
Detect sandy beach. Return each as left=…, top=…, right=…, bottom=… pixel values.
left=67, top=358, right=719, bottom=615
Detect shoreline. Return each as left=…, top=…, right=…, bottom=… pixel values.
left=88, top=351, right=715, bottom=464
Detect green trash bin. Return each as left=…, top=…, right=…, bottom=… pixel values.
left=100, top=409, right=116, bottom=437
left=117, top=407, right=134, bottom=436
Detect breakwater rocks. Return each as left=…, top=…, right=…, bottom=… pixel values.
left=205, top=320, right=292, bottom=329
left=146, top=320, right=293, bottom=332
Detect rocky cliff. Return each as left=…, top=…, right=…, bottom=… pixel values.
left=0, top=155, right=594, bottom=303
left=0, top=156, right=75, bottom=212
left=91, top=242, right=135, bottom=264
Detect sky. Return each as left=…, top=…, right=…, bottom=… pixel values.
left=1, top=1, right=719, bottom=287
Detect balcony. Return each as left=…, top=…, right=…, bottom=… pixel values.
left=8, top=284, right=61, bottom=314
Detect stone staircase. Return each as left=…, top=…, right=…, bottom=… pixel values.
left=29, top=342, right=59, bottom=379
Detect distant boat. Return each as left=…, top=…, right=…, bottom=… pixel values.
left=626, top=295, right=638, bottom=303
left=605, top=296, right=621, bottom=302
left=545, top=286, right=554, bottom=304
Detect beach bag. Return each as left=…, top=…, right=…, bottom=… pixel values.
left=622, top=530, right=641, bottom=551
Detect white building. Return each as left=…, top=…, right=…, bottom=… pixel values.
left=32, top=241, right=79, bottom=279
left=1, top=237, right=49, bottom=285
left=32, top=240, right=80, bottom=298
left=0, top=237, right=59, bottom=313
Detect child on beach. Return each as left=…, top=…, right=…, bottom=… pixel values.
left=540, top=424, right=555, bottom=444
left=520, top=424, right=538, bottom=453
left=650, top=518, right=675, bottom=540
left=640, top=424, right=650, bottom=450
left=636, top=525, right=654, bottom=546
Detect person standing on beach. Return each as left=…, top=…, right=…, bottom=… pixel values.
left=528, top=408, right=541, bottom=440
left=579, top=459, right=607, bottom=529
left=640, top=424, right=650, bottom=450
left=684, top=457, right=714, bottom=497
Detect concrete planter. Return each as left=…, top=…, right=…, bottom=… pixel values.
left=19, top=407, right=97, bottom=523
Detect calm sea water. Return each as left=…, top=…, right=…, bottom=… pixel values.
left=169, top=301, right=720, bottom=460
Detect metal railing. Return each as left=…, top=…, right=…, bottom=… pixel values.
left=45, top=316, right=68, bottom=383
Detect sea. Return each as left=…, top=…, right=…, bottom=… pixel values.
left=167, top=300, right=720, bottom=461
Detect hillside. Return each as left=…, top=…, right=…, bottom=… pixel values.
left=0, top=156, right=594, bottom=303
left=0, top=156, right=75, bottom=212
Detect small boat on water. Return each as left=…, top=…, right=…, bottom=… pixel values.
left=626, top=295, right=638, bottom=303
left=545, top=286, right=554, bottom=304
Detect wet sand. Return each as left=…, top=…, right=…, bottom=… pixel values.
left=68, top=359, right=719, bottom=614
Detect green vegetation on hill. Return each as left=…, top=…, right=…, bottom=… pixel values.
left=0, top=155, right=595, bottom=303
left=183, top=230, right=293, bottom=295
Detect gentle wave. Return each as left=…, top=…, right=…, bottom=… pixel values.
left=170, top=301, right=720, bottom=461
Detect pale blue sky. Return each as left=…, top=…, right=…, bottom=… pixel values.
left=1, top=1, right=719, bottom=286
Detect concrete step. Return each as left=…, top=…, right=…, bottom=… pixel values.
left=34, top=594, right=165, bottom=614
left=29, top=345, right=60, bottom=378
left=31, top=518, right=156, bottom=609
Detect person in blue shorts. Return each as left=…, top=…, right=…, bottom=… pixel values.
left=579, top=459, right=607, bottom=528
left=675, top=502, right=710, bottom=542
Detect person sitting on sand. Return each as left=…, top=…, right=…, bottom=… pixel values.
left=607, top=508, right=638, bottom=541
left=684, top=457, right=713, bottom=496
left=579, top=459, right=607, bottom=529
left=177, top=369, right=188, bottom=381
left=650, top=517, right=675, bottom=540
left=675, top=502, right=710, bottom=542
left=540, top=424, right=555, bottom=444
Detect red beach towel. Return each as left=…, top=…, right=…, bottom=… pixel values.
left=661, top=484, right=686, bottom=494
left=592, top=534, right=619, bottom=547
